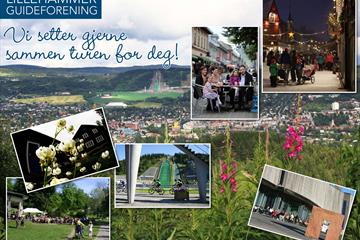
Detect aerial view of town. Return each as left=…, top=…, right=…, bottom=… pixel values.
left=1, top=65, right=360, bottom=145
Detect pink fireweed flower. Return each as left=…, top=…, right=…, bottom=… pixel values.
left=231, top=185, right=237, bottom=192
left=220, top=185, right=225, bottom=193
left=230, top=177, right=236, bottom=185
left=221, top=173, right=228, bottom=181
left=222, top=164, right=228, bottom=172
left=284, top=125, right=304, bottom=159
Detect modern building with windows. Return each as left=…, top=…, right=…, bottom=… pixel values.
left=254, top=165, right=355, bottom=239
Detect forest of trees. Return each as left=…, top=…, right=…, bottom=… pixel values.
left=7, top=179, right=109, bottom=219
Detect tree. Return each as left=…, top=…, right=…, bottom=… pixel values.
left=223, top=27, right=258, bottom=61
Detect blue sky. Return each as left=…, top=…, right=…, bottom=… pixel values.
left=0, top=0, right=261, bottom=68
left=341, top=187, right=356, bottom=196
left=116, top=144, right=210, bottom=161
left=56, top=177, right=109, bottom=195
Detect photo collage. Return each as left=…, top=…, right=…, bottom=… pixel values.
left=0, top=0, right=359, bottom=239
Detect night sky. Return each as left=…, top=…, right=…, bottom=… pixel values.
left=264, top=0, right=333, bottom=36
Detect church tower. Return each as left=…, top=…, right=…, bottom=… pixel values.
left=264, top=0, right=281, bottom=47
left=287, top=0, right=294, bottom=42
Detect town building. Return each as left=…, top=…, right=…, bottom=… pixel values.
left=255, top=166, right=355, bottom=240
left=192, top=27, right=213, bottom=62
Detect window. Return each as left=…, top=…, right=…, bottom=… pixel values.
left=92, top=128, right=98, bottom=134
left=342, top=200, right=348, bottom=215
left=95, top=135, right=104, bottom=143
left=85, top=140, right=94, bottom=148
left=82, top=133, right=89, bottom=139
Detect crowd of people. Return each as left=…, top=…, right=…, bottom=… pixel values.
left=193, top=61, right=256, bottom=112
left=10, top=211, right=95, bottom=238
left=264, top=48, right=338, bottom=87
left=253, top=205, right=310, bottom=227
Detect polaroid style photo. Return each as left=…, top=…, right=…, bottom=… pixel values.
left=248, top=164, right=356, bottom=240
left=6, top=177, right=111, bottom=240
left=114, top=143, right=211, bottom=208
left=11, top=108, right=119, bottom=193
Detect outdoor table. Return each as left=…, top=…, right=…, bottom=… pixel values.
left=220, top=85, right=254, bottom=110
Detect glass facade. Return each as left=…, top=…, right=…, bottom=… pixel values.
left=255, top=186, right=312, bottom=221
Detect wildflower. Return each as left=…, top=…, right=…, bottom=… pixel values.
left=81, top=153, right=87, bottom=158
left=220, top=185, right=225, bottom=193
left=230, top=177, right=236, bottom=185
left=101, top=150, right=109, bottom=159
left=66, top=171, right=72, bottom=176
left=222, top=164, right=228, bottom=172
left=231, top=185, right=237, bottom=193
left=71, top=148, right=78, bottom=156
left=75, top=162, right=81, bottom=167
left=221, top=173, right=228, bottom=181
left=52, top=167, right=61, bottom=176
left=58, top=139, right=76, bottom=153
left=79, top=167, right=86, bottom=173
left=36, top=145, right=56, bottom=166
left=92, top=162, right=101, bottom=170
left=57, top=119, right=66, bottom=129
left=284, top=125, right=304, bottom=160
left=25, top=182, right=34, bottom=191
left=79, top=139, right=84, bottom=143
left=77, top=144, right=84, bottom=152
left=49, top=177, right=68, bottom=186
left=69, top=156, right=77, bottom=162
left=67, top=125, right=75, bottom=133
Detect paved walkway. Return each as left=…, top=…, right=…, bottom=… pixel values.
left=115, top=192, right=210, bottom=208
left=191, top=99, right=258, bottom=120
left=95, top=225, right=110, bottom=240
left=249, top=212, right=327, bottom=240
left=263, top=65, right=346, bottom=92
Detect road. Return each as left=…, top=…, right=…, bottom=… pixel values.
left=249, top=212, right=326, bottom=240
left=263, top=66, right=346, bottom=92
left=115, top=192, right=210, bottom=208
left=95, top=225, right=110, bottom=240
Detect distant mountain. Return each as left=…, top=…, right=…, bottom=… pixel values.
left=0, top=64, right=190, bottom=95
left=0, top=64, right=189, bottom=75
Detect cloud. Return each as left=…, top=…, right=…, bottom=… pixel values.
left=0, top=0, right=261, bottom=67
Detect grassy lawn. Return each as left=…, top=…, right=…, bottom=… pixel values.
left=109, top=91, right=181, bottom=101
left=7, top=220, right=73, bottom=240
left=129, top=102, right=162, bottom=108
left=90, top=91, right=182, bottom=104
left=11, top=95, right=86, bottom=105
left=7, top=220, right=103, bottom=240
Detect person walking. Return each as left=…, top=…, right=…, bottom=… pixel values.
left=290, top=50, right=297, bottom=82
left=317, top=53, right=324, bottom=71
left=279, top=48, right=291, bottom=84
left=269, top=58, right=278, bottom=87
left=325, top=52, right=334, bottom=70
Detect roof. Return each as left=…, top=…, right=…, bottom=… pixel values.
left=268, top=0, right=279, bottom=16
left=8, top=191, right=28, bottom=200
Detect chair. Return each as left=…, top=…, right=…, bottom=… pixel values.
left=193, top=84, right=219, bottom=113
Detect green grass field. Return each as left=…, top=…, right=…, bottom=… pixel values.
left=90, top=91, right=182, bottom=104
left=129, top=102, right=162, bottom=108
left=7, top=220, right=101, bottom=240
left=7, top=220, right=73, bottom=240
left=109, top=91, right=182, bottom=101
left=11, top=95, right=86, bottom=105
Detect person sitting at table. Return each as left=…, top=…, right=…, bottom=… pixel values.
left=203, top=75, right=222, bottom=111
left=228, top=70, right=240, bottom=109
left=195, top=66, right=208, bottom=86
left=210, top=67, right=224, bottom=87
left=229, top=65, right=254, bottom=111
